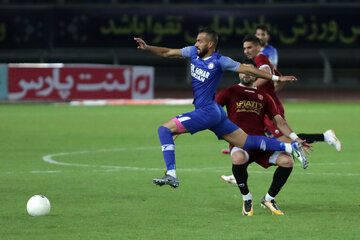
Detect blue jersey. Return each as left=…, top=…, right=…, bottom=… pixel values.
left=181, top=46, right=240, bottom=109
left=261, top=44, right=278, bottom=67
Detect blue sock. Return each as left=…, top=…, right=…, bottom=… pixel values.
left=243, top=135, right=286, bottom=151
left=158, top=126, right=175, bottom=170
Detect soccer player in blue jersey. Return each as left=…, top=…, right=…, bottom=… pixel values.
left=255, top=24, right=278, bottom=68
left=134, top=27, right=308, bottom=188
left=254, top=24, right=285, bottom=92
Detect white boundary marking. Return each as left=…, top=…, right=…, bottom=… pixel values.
left=35, top=146, right=360, bottom=177
left=42, top=146, right=230, bottom=172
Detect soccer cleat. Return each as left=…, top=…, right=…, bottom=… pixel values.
left=221, top=174, right=237, bottom=185
left=324, top=129, right=342, bottom=152
left=221, top=149, right=230, bottom=154
left=153, top=174, right=179, bottom=188
left=291, top=141, right=309, bottom=169
left=242, top=200, right=253, bottom=216
left=261, top=197, right=284, bottom=215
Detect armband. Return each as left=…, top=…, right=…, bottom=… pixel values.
left=272, top=75, right=279, bottom=81
left=289, top=132, right=299, bottom=141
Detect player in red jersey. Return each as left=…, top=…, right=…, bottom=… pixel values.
left=221, top=35, right=341, bottom=155
left=243, top=34, right=341, bottom=149
left=216, top=59, right=311, bottom=216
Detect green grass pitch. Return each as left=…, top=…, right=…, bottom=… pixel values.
left=0, top=102, right=359, bottom=240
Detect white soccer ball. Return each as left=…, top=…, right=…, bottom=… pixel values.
left=26, top=195, right=51, bottom=216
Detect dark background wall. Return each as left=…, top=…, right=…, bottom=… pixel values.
left=0, top=0, right=359, bottom=96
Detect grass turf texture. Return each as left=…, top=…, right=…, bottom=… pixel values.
left=0, top=102, right=359, bottom=240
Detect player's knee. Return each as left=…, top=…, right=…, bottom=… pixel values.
left=158, top=126, right=172, bottom=136
left=277, top=154, right=293, bottom=167
left=231, top=151, right=248, bottom=165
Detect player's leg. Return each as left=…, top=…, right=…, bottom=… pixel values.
left=155, top=106, right=218, bottom=188
left=261, top=152, right=293, bottom=215
left=230, top=147, right=253, bottom=216
left=276, top=135, right=308, bottom=169
left=153, top=118, right=188, bottom=188
left=221, top=128, right=298, bottom=154
left=212, top=107, right=304, bottom=154
left=263, top=117, right=308, bottom=168
left=298, top=130, right=342, bottom=151
left=267, top=110, right=341, bottom=151
left=294, top=133, right=323, bottom=143
left=161, top=117, right=189, bottom=176
left=263, top=110, right=308, bottom=166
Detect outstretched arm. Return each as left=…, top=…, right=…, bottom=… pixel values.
left=134, top=37, right=183, bottom=58
left=273, top=115, right=312, bottom=152
left=273, top=114, right=297, bottom=140
left=253, top=65, right=272, bottom=88
left=237, top=64, right=297, bottom=83
left=274, top=68, right=285, bottom=92
left=274, top=81, right=286, bottom=92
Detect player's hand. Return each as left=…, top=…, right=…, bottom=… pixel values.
left=134, top=37, right=147, bottom=50
left=296, top=138, right=313, bottom=154
left=279, top=75, right=297, bottom=82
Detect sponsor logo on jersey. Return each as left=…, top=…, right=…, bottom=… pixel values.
left=257, top=94, right=263, bottom=100
left=190, top=63, right=210, bottom=82
left=236, top=100, right=263, bottom=115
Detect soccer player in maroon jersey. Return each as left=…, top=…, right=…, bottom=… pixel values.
left=254, top=25, right=284, bottom=92
left=216, top=59, right=310, bottom=216
left=244, top=34, right=341, bottom=150
left=221, top=36, right=341, bottom=156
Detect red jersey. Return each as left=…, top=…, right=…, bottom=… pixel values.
left=215, top=84, right=280, bottom=136
left=254, top=53, right=283, bottom=110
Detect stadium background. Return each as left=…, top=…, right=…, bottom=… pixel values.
left=0, top=0, right=359, bottom=102
left=1, top=2, right=359, bottom=239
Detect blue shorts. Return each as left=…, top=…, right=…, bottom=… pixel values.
left=175, top=103, right=239, bottom=139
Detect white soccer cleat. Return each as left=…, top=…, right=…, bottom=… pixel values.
left=291, top=141, right=309, bottom=169
left=324, top=129, right=342, bottom=152
left=221, top=174, right=237, bottom=185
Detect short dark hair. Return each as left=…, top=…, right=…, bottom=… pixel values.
left=242, top=34, right=261, bottom=46
left=256, top=24, right=269, bottom=34
left=240, top=58, right=257, bottom=68
left=198, top=27, right=219, bottom=47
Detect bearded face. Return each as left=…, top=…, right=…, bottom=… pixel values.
left=255, top=29, right=269, bottom=47
left=197, top=46, right=209, bottom=58
left=239, top=73, right=256, bottom=87
left=195, top=33, right=212, bottom=58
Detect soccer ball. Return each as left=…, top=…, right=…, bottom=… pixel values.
left=26, top=195, right=51, bottom=216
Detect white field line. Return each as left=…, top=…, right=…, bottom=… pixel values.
left=3, top=147, right=358, bottom=176
left=36, top=147, right=360, bottom=177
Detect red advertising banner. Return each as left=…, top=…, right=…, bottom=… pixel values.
left=7, top=64, right=154, bottom=100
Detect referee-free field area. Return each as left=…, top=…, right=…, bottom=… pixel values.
left=0, top=102, right=359, bottom=240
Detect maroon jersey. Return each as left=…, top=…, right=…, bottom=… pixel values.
left=254, top=53, right=286, bottom=138
left=254, top=53, right=283, bottom=111
left=215, top=84, right=279, bottom=136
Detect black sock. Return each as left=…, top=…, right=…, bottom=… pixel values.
left=268, top=166, right=293, bottom=198
left=232, top=163, right=249, bottom=195
left=298, top=133, right=324, bottom=144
